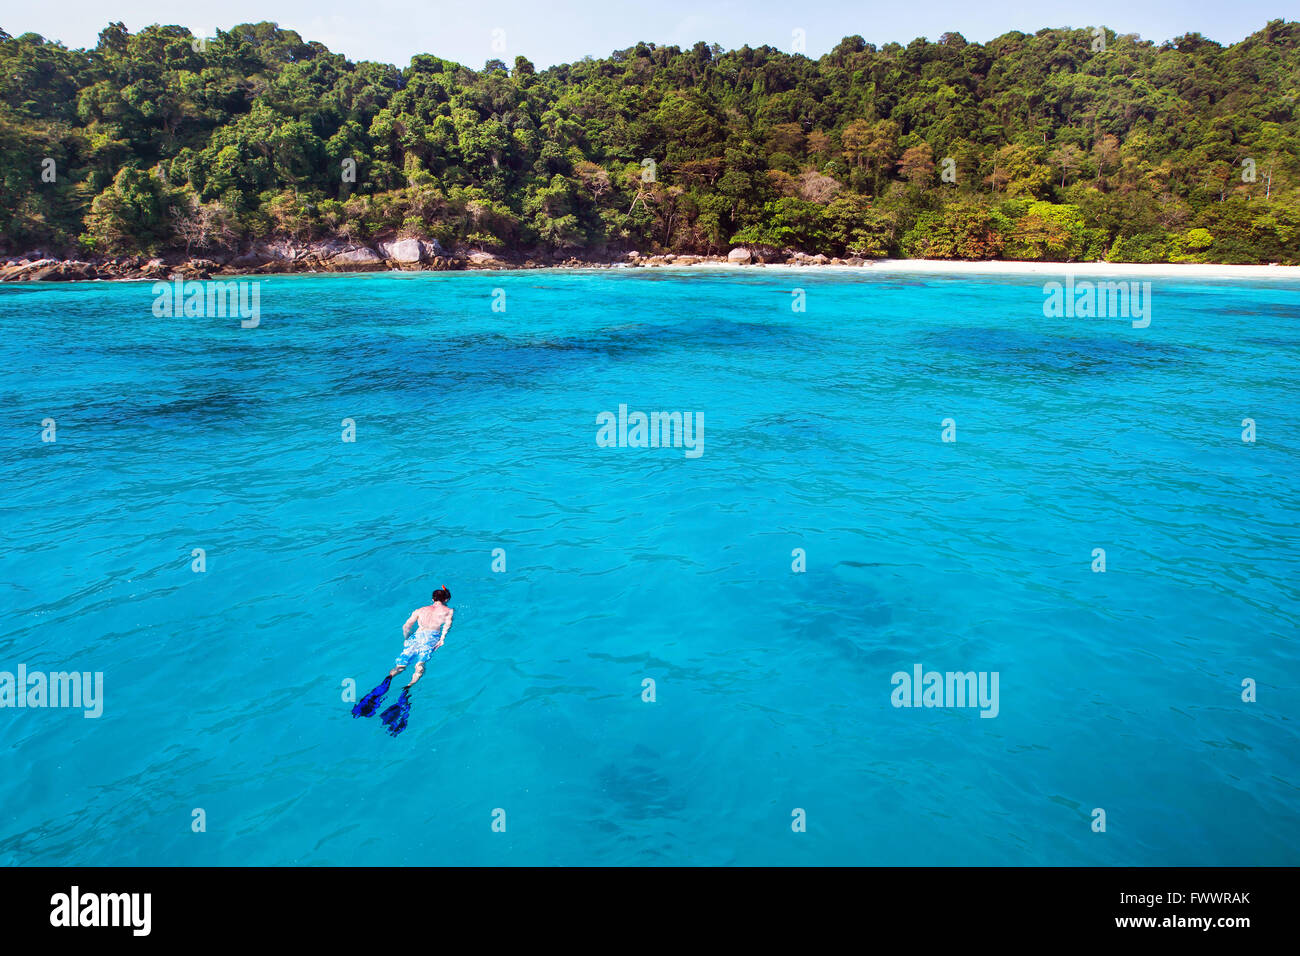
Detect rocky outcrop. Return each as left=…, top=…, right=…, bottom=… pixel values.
left=253, top=240, right=300, bottom=262
left=377, top=237, right=444, bottom=263
left=378, top=238, right=423, bottom=263
left=462, top=249, right=508, bottom=268
left=28, top=261, right=98, bottom=281
left=787, top=251, right=836, bottom=265
left=0, top=258, right=59, bottom=281
left=171, top=258, right=219, bottom=279
left=327, top=246, right=385, bottom=270
left=0, top=243, right=870, bottom=281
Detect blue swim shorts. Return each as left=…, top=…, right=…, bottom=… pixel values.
left=394, top=628, right=441, bottom=668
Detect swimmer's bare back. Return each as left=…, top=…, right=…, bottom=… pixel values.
left=404, top=603, right=453, bottom=640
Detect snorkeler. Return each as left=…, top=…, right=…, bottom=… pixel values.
left=352, top=586, right=454, bottom=734
left=390, top=586, right=453, bottom=689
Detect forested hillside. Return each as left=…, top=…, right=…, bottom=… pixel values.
left=2, top=20, right=1298, bottom=263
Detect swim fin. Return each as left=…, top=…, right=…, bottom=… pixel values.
left=380, top=688, right=411, bottom=737
left=352, top=676, right=391, bottom=718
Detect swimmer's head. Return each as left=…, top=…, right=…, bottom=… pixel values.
left=432, top=586, right=451, bottom=604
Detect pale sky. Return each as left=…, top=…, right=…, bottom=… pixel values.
left=3, top=1, right=1291, bottom=69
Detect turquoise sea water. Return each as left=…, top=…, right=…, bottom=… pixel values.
left=1, top=267, right=1297, bottom=866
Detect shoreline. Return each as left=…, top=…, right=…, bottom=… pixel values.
left=3, top=251, right=1298, bottom=284
left=861, top=259, right=1300, bottom=280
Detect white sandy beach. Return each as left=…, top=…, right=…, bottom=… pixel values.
left=862, top=259, right=1300, bottom=280
left=656, top=258, right=1300, bottom=279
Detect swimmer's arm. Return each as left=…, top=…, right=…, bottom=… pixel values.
left=402, top=609, right=419, bottom=638
left=436, top=608, right=453, bottom=648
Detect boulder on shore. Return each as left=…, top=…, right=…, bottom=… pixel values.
left=174, top=258, right=218, bottom=278
left=727, top=247, right=753, bottom=263
left=31, top=261, right=98, bottom=281
left=0, top=258, right=57, bottom=281
left=256, top=240, right=300, bottom=261
left=328, top=247, right=384, bottom=270
left=377, top=237, right=445, bottom=263
left=463, top=249, right=506, bottom=267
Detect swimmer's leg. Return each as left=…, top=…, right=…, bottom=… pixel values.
left=352, top=675, right=393, bottom=718
left=404, top=662, right=425, bottom=689
left=380, top=688, right=412, bottom=736
left=388, top=664, right=406, bottom=679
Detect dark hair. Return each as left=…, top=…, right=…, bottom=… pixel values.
left=432, top=586, right=451, bottom=604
